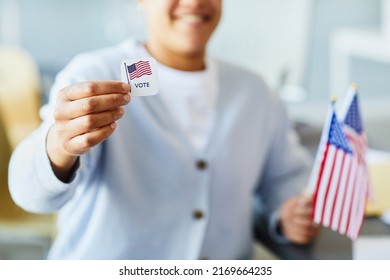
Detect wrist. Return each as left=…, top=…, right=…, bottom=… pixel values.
left=46, top=125, right=79, bottom=182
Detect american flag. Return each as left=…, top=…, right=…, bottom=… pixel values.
left=338, top=86, right=372, bottom=238
left=126, top=61, right=152, bottom=80
left=311, top=87, right=371, bottom=240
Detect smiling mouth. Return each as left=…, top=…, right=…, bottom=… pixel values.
left=176, top=14, right=211, bottom=24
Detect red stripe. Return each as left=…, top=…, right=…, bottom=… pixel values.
left=130, top=70, right=152, bottom=77
left=347, top=135, right=365, bottom=157
left=129, top=70, right=152, bottom=79
left=320, top=149, right=338, bottom=224
left=348, top=169, right=365, bottom=239
left=354, top=176, right=370, bottom=238
left=135, top=61, right=150, bottom=67
left=345, top=131, right=367, bottom=165
left=344, top=163, right=359, bottom=235
left=337, top=158, right=353, bottom=232
left=354, top=170, right=370, bottom=237
left=328, top=152, right=346, bottom=227
left=136, top=66, right=151, bottom=71
left=129, top=61, right=152, bottom=80
left=330, top=155, right=352, bottom=231
left=312, top=144, right=330, bottom=220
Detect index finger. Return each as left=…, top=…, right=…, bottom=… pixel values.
left=294, top=194, right=314, bottom=215
left=62, top=81, right=131, bottom=101
left=298, top=191, right=314, bottom=206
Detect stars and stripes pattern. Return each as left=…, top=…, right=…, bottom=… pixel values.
left=127, top=60, right=152, bottom=80
left=339, top=87, right=372, bottom=239
left=343, top=91, right=367, bottom=163
left=311, top=86, right=371, bottom=240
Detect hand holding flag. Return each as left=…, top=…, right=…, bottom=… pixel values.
left=310, top=85, right=372, bottom=240
left=279, top=193, right=321, bottom=244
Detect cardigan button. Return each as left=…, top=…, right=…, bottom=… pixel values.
left=193, top=210, right=205, bottom=220
left=196, top=160, right=208, bottom=170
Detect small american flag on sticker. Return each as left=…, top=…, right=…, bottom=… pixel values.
left=126, top=60, right=152, bottom=80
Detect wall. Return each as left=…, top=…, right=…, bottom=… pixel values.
left=0, top=0, right=388, bottom=149
left=0, top=0, right=384, bottom=99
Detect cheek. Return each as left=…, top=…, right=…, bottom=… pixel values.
left=143, top=0, right=170, bottom=26
left=146, top=9, right=172, bottom=38
left=212, top=0, right=223, bottom=16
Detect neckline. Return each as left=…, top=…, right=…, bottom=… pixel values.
left=131, top=40, right=225, bottom=158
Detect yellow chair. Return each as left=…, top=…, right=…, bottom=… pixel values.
left=0, top=47, right=54, bottom=258
left=0, top=46, right=41, bottom=150
left=0, top=111, right=11, bottom=204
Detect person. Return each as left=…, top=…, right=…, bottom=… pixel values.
left=8, top=0, right=320, bottom=259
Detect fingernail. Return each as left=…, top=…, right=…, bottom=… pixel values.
left=124, top=94, right=130, bottom=103
left=111, top=122, right=116, bottom=129
left=299, top=198, right=307, bottom=206
left=117, top=108, right=124, bottom=116
left=122, top=83, right=131, bottom=92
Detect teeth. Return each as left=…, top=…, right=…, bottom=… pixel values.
left=179, top=15, right=204, bottom=23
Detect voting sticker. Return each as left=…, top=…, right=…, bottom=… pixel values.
left=121, top=57, right=159, bottom=96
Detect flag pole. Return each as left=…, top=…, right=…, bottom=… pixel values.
left=305, top=95, right=338, bottom=196
left=124, top=63, right=130, bottom=84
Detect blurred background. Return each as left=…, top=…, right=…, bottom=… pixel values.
left=0, top=0, right=389, bottom=259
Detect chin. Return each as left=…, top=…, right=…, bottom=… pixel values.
left=176, top=38, right=209, bottom=55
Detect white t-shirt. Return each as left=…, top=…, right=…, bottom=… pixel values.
left=139, top=47, right=219, bottom=152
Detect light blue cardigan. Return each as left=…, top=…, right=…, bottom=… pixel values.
left=9, top=39, right=311, bottom=259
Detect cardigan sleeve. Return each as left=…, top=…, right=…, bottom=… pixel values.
left=253, top=94, right=312, bottom=242
left=8, top=56, right=103, bottom=214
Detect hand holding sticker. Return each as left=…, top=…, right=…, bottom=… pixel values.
left=121, top=57, right=159, bottom=96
